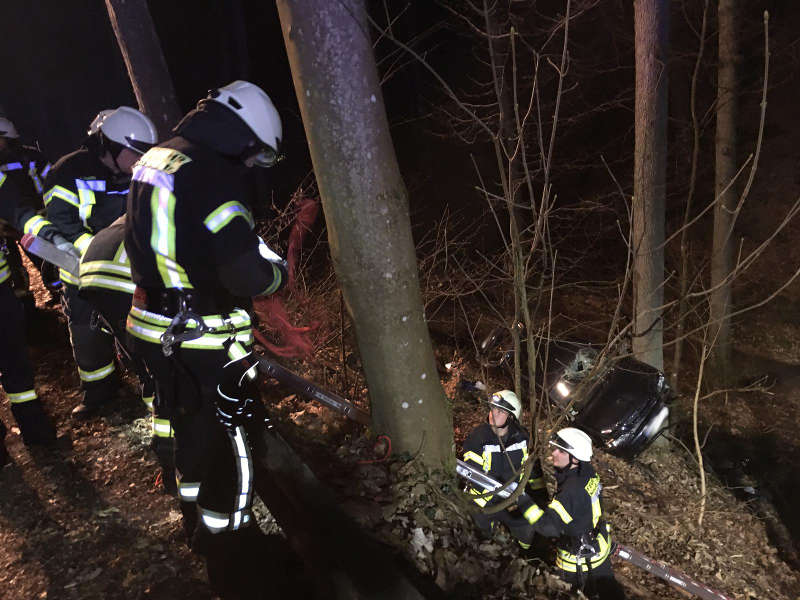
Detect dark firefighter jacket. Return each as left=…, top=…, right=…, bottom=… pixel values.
left=124, top=102, right=286, bottom=353
left=43, top=145, right=130, bottom=285
left=0, top=145, right=57, bottom=238
left=462, top=421, right=546, bottom=507
left=517, top=462, right=613, bottom=573
left=78, top=216, right=134, bottom=297
left=0, top=145, right=59, bottom=285
left=124, top=102, right=285, bottom=302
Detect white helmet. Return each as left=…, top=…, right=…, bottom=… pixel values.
left=550, top=427, right=593, bottom=462
left=489, top=390, right=522, bottom=421
left=0, top=117, right=19, bottom=139
left=207, top=80, right=283, bottom=167
left=87, top=109, right=114, bottom=136
left=99, top=106, right=157, bottom=154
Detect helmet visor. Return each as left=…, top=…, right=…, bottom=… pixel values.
left=489, top=393, right=516, bottom=417
left=548, top=434, right=574, bottom=455
left=125, top=136, right=155, bottom=155
left=251, top=145, right=284, bottom=168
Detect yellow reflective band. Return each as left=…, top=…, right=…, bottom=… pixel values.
left=259, top=262, right=284, bottom=296
left=199, top=507, right=251, bottom=533
left=226, top=342, right=257, bottom=380
left=203, top=201, right=254, bottom=233
left=555, top=532, right=612, bottom=572
left=150, top=186, right=192, bottom=289
left=23, top=214, right=51, bottom=236
left=528, top=476, right=547, bottom=490
left=60, top=268, right=80, bottom=285
left=548, top=499, right=573, bottom=524
left=126, top=306, right=252, bottom=350
left=74, top=232, right=94, bottom=255
left=142, top=395, right=154, bottom=411
left=79, top=274, right=135, bottom=294
left=469, top=488, right=489, bottom=507
left=44, top=185, right=79, bottom=207
left=178, top=482, right=200, bottom=501
left=80, top=259, right=132, bottom=277
left=462, top=451, right=484, bottom=466
left=0, top=264, right=9, bottom=284
left=136, top=147, right=191, bottom=175
left=0, top=172, right=5, bottom=187
left=8, top=389, right=37, bottom=403
left=152, top=417, right=174, bottom=438
left=78, top=362, right=115, bottom=382
left=112, top=241, right=128, bottom=264
left=523, top=503, right=544, bottom=524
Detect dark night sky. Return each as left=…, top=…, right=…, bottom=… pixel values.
left=1, top=1, right=797, bottom=238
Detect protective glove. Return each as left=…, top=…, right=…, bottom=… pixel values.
left=258, top=236, right=289, bottom=271
left=51, top=233, right=81, bottom=259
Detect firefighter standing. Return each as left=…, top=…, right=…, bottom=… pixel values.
left=124, top=80, right=287, bottom=598
left=0, top=117, right=62, bottom=463
left=0, top=116, right=56, bottom=307
left=44, top=107, right=157, bottom=417
left=462, top=390, right=547, bottom=546
left=77, top=215, right=174, bottom=490
left=517, top=427, right=625, bottom=599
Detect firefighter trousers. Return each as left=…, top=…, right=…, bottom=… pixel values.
left=79, top=287, right=174, bottom=477
left=0, top=281, right=55, bottom=445
left=62, top=283, right=118, bottom=406
left=558, top=557, right=625, bottom=600
left=133, top=338, right=262, bottom=536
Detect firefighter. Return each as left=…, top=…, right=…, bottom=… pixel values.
left=517, top=427, right=625, bottom=599
left=462, top=390, right=547, bottom=546
left=77, top=215, right=174, bottom=490
left=44, top=107, right=157, bottom=417
left=124, top=80, right=287, bottom=598
left=0, top=115, right=56, bottom=307
left=0, top=119, right=66, bottom=460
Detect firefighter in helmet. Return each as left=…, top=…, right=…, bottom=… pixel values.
left=0, top=115, right=58, bottom=308
left=0, top=116, right=63, bottom=462
left=462, top=390, right=547, bottom=546
left=44, top=107, right=157, bottom=417
left=124, top=80, right=287, bottom=598
left=76, top=215, right=174, bottom=491
left=517, top=427, right=624, bottom=599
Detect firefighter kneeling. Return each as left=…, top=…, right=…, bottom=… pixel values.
left=462, top=390, right=547, bottom=545
left=517, top=428, right=625, bottom=600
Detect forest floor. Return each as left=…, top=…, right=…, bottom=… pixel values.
left=1, top=258, right=800, bottom=600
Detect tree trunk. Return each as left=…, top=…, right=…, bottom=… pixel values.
left=632, top=0, right=668, bottom=372
left=709, top=0, right=738, bottom=384
left=104, top=0, right=182, bottom=140
left=276, top=0, right=454, bottom=467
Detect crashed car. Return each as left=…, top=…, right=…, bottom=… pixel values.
left=548, top=346, right=671, bottom=459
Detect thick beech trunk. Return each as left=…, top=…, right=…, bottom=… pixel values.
left=632, top=0, right=668, bottom=372
left=277, top=0, right=454, bottom=466
left=104, top=0, right=181, bottom=139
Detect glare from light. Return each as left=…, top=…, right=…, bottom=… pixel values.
left=643, top=405, right=669, bottom=439
left=555, top=381, right=571, bottom=397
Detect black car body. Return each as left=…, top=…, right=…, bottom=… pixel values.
left=548, top=348, right=671, bottom=458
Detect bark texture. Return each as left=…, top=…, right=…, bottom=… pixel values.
left=632, top=0, right=668, bottom=371
left=104, top=0, right=182, bottom=140
left=709, top=0, right=738, bottom=383
left=277, top=0, right=454, bottom=466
